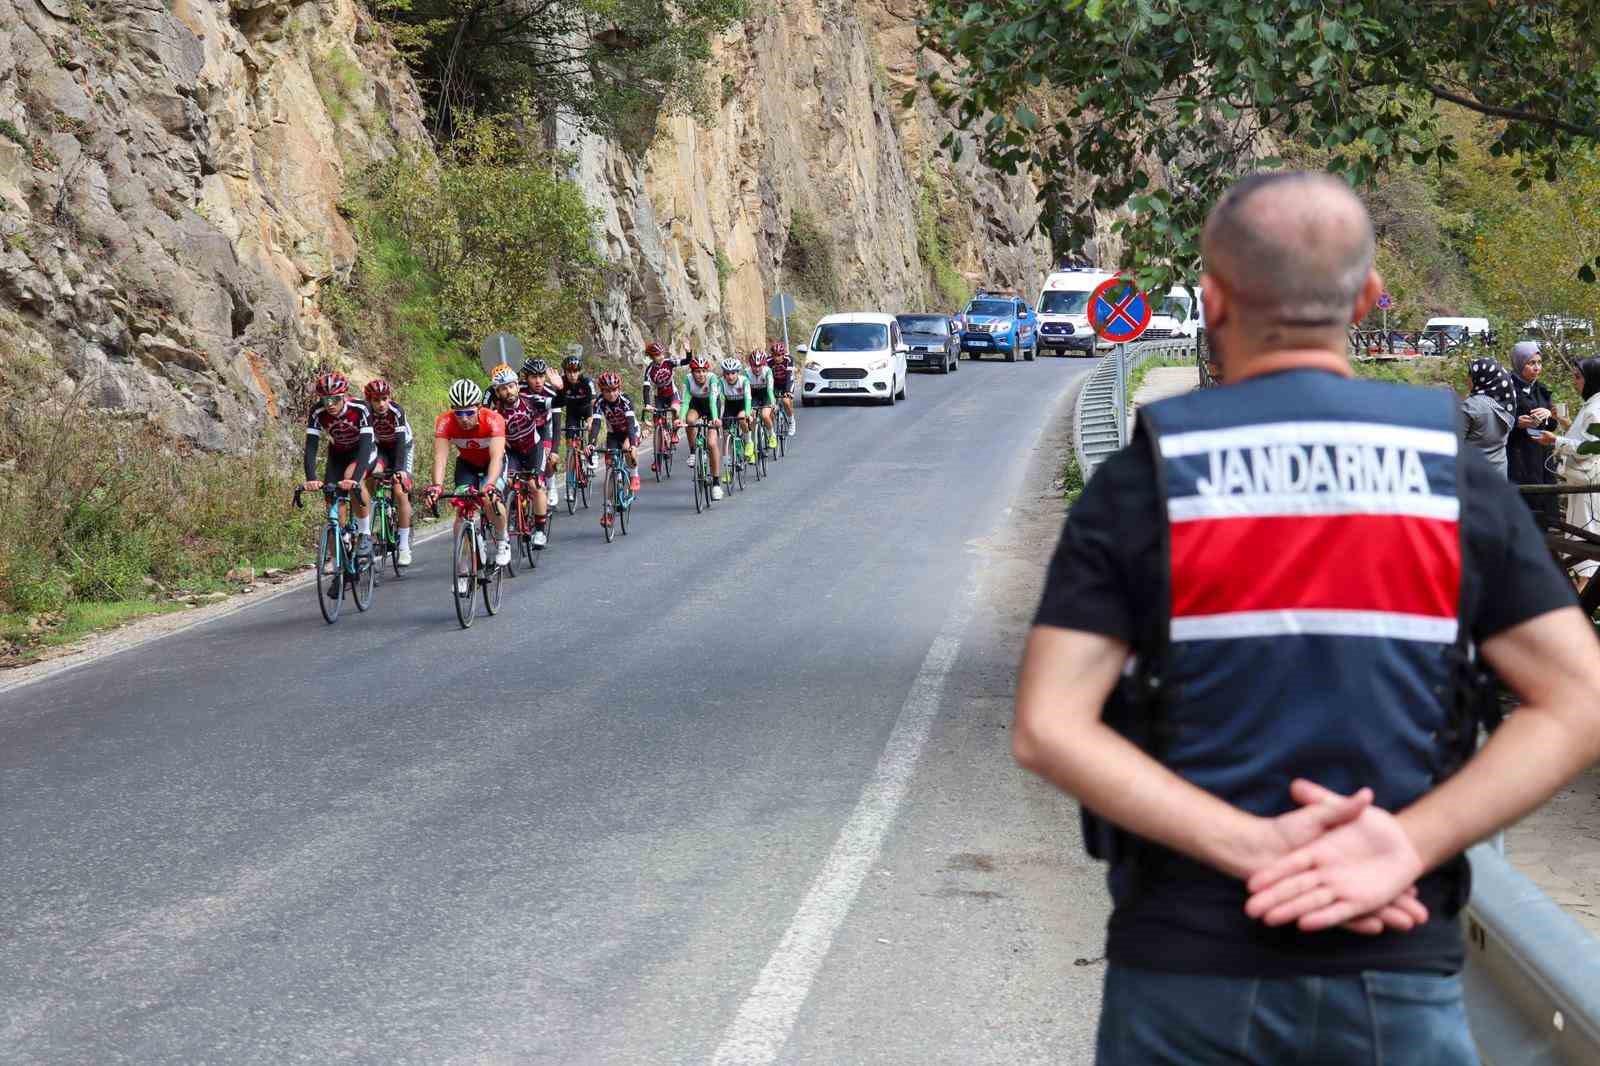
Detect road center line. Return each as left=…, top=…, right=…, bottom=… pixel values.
left=710, top=580, right=977, bottom=1066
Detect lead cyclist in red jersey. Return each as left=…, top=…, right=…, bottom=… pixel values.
left=425, top=380, right=511, bottom=576
left=769, top=341, right=797, bottom=438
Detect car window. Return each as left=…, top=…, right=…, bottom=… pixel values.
left=812, top=322, right=889, bottom=352
left=1039, top=291, right=1091, bottom=314
left=967, top=299, right=1013, bottom=317
left=897, top=315, right=949, bottom=336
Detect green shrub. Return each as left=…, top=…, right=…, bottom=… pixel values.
left=785, top=209, right=843, bottom=308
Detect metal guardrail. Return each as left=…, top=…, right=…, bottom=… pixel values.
left=1465, top=843, right=1600, bottom=1064
left=1072, top=338, right=1201, bottom=479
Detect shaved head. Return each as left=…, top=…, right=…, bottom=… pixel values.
left=1202, top=172, right=1375, bottom=329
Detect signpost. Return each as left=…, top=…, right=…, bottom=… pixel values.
left=478, top=332, right=525, bottom=375
left=1087, top=276, right=1153, bottom=448
left=769, top=292, right=796, bottom=357
left=1377, top=291, right=1393, bottom=340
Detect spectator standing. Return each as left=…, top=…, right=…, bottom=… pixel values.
left=1461, top=358, right=1516, bottom=475
left=1016, top=171, right=1600, bottom=1065
left=1508, top=340, right=1561, bottom=521
left=1544, top=357, right=1600, bottom=592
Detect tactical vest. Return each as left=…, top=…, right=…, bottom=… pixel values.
left=1087, top=370, right=1496, bottom=907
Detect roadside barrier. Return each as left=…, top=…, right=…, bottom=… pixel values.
left=1072, top=338, right=1199, bottom=479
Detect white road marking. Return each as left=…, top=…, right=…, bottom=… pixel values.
left=710, top=582, right=976, bottom=1066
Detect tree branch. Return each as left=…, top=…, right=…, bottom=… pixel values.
left=1424, top=83, right=1599, bottom=139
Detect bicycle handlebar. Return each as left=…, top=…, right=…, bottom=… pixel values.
left=293, top=485, right=352, bottom=509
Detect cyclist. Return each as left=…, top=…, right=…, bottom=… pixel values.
left=587, top=371, right=643, bottom=495
left=489, top=362, right=550, bottom=549
left=519, top=357, right=562, bottom=508
left=747, top=349, right=780, bottom=453
left=718, top=356, right=756, bottom=466
left=301, top=371, right=375, bottom=566
left=361, top=378, right=415, bottom=566
left=424, top=380, right=511, bottom=586
left=552, top=352, right=599, bottom=488
left=769, top=340, right=797, bottom=438
left=640, top=340, right=682, bottom=475
left=675, top=354, right=725, bottom=501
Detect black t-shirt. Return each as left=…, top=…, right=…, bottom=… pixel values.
left=1035, top=419, right=1576, bottom=977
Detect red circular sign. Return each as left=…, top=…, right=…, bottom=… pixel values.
left=1087, top=276, right=1153, bottom=343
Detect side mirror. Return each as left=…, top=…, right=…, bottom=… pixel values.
left=796, top=345, right=809, bottom=355
left=895, top=344, right=909, bottom=354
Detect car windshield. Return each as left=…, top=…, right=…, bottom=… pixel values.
left=1157, top=295, right=1192, bottom=323
left=1038, top=291, right=1091, bottom=315
left=897, top=316, right=948, bottom=336
left=811, top=322, right=888, bottom=352
left=967, top=300, right=1013, bottom=317
left=1425, top=325, right=1467, bottom=339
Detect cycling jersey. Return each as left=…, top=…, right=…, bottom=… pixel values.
left=367, top=401, right=414, bottom=473
left=642, top=360, right=681, bottom=408
left=718, top=373, right=753, bottom=417
left=491, top=392, right=544, bottom=455
left=519, top=381, right=558, bottom=427
left=554, top=375, right=598, bottom=422
left=588, top=394, right=641, bottom=445
left=303, top=399, right=375, bottom=480
left=770, top=353, right=795, bottom=389
left=679, top=373, right=722, bottom=422
left=433, top=408, right=507, bottom=470
left=748, top=366, right=776, bottom=406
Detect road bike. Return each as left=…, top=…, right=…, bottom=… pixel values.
left=775, top=400, right=793, bottom=459
left=368, top=471, right=406, bottom=578
left=562, top=431, right=591, bottom=516
left=597, top=446, right=636, bottom=543
left=650, top=408, right=675, bottom=482
left=752, top=409, right=777, bottom=481
left=437, top=487, right=502, bottom=628
left=506, top=470, right=546, bottom=571
left=294, top=485, right=373, bottom=624
left=722, top=417, right=749, bottom=493
left=684, top=421, right=715, bottom=513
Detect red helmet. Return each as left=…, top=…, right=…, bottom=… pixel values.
left=363, top=378, right=392, bottom=401
left=597, top=371, right=623, bottom=390
left=315, top=371, right=349, bottom=398
left=644, top=340, right=665, bottom=360
left=688, top=355, right=712, bottom=370
left=748, top=350, right=768, bottom=369
left=769, top=341, right=787, bottom=358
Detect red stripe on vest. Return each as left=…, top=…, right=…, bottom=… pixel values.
left=1171, top=513, right=1460, bottom=620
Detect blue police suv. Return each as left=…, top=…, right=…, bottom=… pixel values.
left=957, top=292, right=1037, bottom=362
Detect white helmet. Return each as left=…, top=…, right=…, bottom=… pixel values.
left=719, top=357, right=743, bottom=374
left=448, top=379, right=484, bottom=408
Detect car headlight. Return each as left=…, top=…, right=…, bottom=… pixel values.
left=868, top=358, right=890, bottom=371
left=998, top=319, right=1014, bottom=332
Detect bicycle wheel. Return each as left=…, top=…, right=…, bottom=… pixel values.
left=692, top=441, right=705, bottom=513
left=520, top=498, right=539, bottom=570
left=602, top=466, right=618, bottom=543
left=351, top=540, right=376, bottom=611
left=482, top=553, right=502, bottom=615
left=565, top=456, right=578, bottom=516
left=619, top=474, right=630, bottom=536
left=316, top=523, right=342, bottom=624
left=453, top=522, right=477, bottom=629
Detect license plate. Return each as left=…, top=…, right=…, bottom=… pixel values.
left=967, top=339, right=988, bottom=346
left=826, top=379, right=861, bottom=390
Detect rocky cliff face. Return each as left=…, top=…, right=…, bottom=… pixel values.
left=568, top=0, right=1053, bottom=359
left=0, top=0, right=1055, bottom=452
left=0, top=0, right=426, bottom=450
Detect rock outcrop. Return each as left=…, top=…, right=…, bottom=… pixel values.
left=0, top=0, right=426, bottom=450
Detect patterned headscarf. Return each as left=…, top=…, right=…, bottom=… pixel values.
left=1468, top=358, right=1517, bottom=413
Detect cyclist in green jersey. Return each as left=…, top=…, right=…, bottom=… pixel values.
left=718, top=357, right=756, bottom=464
left=676, top=355, right=726, bottom=501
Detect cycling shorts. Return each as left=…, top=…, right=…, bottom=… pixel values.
left=603, top=429, right=638, bottom=451
left=506, top=446, right=544, bottom=481
left=452, top=457, right=507, bottom=497
left=686, top=395, right=717, bottom=421
left=324, top=448, right=363, bottom=486
left=750, top=387, right=773, bottom=408
left=649, top=395, right=676, bottom=418
left=772, top=377, right=793, bottom=395
left=370, top=442, right=403, bottom=476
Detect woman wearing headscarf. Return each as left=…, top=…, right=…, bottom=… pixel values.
left=1542, top=357, right=1600, bottom=590
left=1507, top=340, right=1565, bottom=520
left=1461, top=357, right=1517, bottom=475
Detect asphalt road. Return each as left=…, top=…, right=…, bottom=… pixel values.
left=0, top=355, right=1110, bottom=1065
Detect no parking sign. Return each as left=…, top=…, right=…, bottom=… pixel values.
left=1087, top=277, right=1152, bottom=344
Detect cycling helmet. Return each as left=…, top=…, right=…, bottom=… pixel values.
left=448, top=379, right=483, bottom=409
left=489, top=362, right=517, bottom=388
left=719, top=357, right=743, bottom=375
left=748, top=351, right=768, bottom=369
left=597, top=371, right=623, bottom=391
left=363, top=378, right=392, bottom=401
left=688, top=354, right=712, bottom=371
left=562, top=353, right=583, bottom=372
left=521, top=357, right=548, bottom=377
left=315, top=370, right=349, bottom=398
left=644, top=340, right=664, bottom=360
left=770, top=341, right=787, bottom=358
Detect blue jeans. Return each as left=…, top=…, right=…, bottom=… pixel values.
left=1095, top=965, right=1480, bottom=1066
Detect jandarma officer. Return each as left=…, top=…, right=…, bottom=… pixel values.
left=1015, top=171, right=1600, bottom=1065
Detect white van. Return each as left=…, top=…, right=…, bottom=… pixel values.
left=1036, top=268, right=1117, bottom=356
left=1419, top=316, right=1491, bottom=353
left=1147, top=285, right=1205, bottom=341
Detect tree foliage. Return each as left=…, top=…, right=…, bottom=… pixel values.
left=918, top=0, right=1600, bottom=291
left=372, top=0, right=745, bottom=142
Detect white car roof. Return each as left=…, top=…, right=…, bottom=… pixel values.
left=1042, top=270, right=1118, bottom=291
left=1424, top=316, right=1489, bottom=327
left=815, top=312, right=897, bottom=326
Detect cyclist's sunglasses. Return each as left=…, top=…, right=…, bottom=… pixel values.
left=321, top=394, right=344, bottom=406
left=452, top=407, right=477, bottom=420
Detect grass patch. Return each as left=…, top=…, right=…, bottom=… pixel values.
left=1, top=600, right=185, bottom=664
left=0, top=119, right=27, bottom=148
left=784, top=208, right=843, bottom=309
left=1125, top=355, right=1195, bottom=410
left=1062, top=452, right=1085, bottom=506
left=916, top=166, right=971, bottom=311
left=715, top=247, right=734, bottom=299
left=314, top=46, right=367, bottom=126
